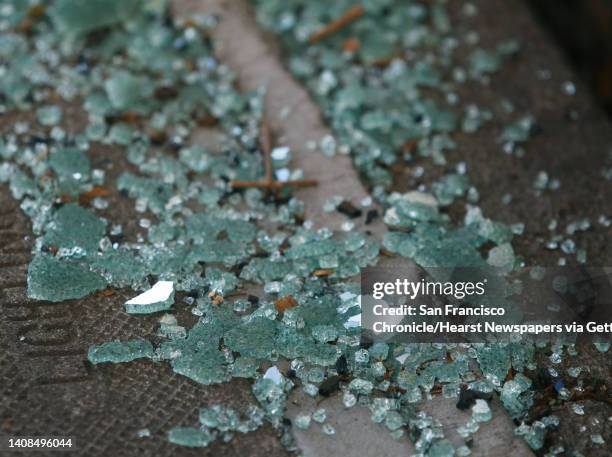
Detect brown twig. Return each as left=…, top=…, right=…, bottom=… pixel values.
left=260, top=122, right=273, bottom=183
left=229, top=120, right=318, bottom=193
left=308, top=4, right=365, bottom=45
left=313, top=269, right=334, bottom=277
left=370, top=51, right=404, bottom=68
left=230, top=179, right=318, bottom=189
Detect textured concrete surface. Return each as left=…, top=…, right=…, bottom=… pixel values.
left=286, top=391, right=415, bottom=456
left=1, top=0, right=611, bottom=456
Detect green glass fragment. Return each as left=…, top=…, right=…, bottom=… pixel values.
left=232, top=357, right=259, bottom=378
left=321, top=424, right=336, bottom=435
left=43, top=204, right=105, bottom=254
left=27, top=254, right=106, bottom=302
left=501, top=373, right=533, bottom=420
left=171, top=350, right=231, bottom=385
left=432, top=174, right=470, bottom=206
left=36, top=105, right=63, bottom=126
left=48, top=148, right=91, bottom=195
left=311, top=408, right=326, bottom=424
left=167, top=427, right=216, bottom=448
left=294, top=413, right=311, bottom=430
left=225, top=318, right=278, bottom=359
left=88, top=339, right=154, bottom=364
left=206, top=268, right=238, bottom=294
left=251, top=378, right=287, bottom=423
left=89, top=250, right=147, bottom=288
left=199, top=405, right=240, bottom=431
left=471, top=399, right=492, bottom=422
left=348, top=378, right=373, bottom=395
left=486, top=243, right=515, bottom=272
left=104, top=70, right=154, bottom=112
left=49, top=0, right=140, bottom=37
left=514, top=421, right=546, bottom=450
left=428, top=439, right=456, bottom=457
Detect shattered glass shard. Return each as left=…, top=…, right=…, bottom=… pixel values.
left=167, top=427, right=216, bottom=448
left=104, top=70, right=154, bottom=112
left=49, top=0, right=140, bottom=37
left=27, top=254, right=106, bottom=302
left=88, top=339, right=154, bottom=364
left=125, top=281, right=175, bottom=314
left=43, top=204, right=105, bottom=254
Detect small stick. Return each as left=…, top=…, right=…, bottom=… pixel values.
left=308, top=4, right=365, bottom=45
left=229, top=119, right=318, bottom=193
left=230, top=179, right=318, bottom=190
left=370, top=56, right=395, bottom=68
left=260, top=122, right=273, bottom=183
left=370, top=51, right=403, bottom=68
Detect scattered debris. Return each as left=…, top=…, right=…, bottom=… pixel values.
left=275, top=294, right=298, bottom=312
left=230, top=121, right=317, bottom=194
left=125, top=281, right=175, bottom=314
left=337, top=200, right=362, bottom=218
left=308, top=4, right=365, bottom=44
left=456, top=387, right=493, bottom=411
left=0, top=0, right=606, bottom=455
